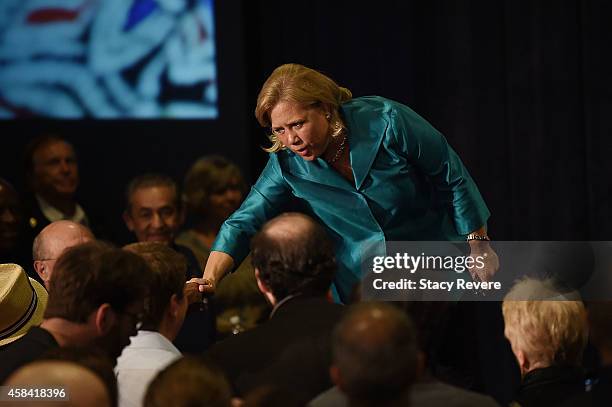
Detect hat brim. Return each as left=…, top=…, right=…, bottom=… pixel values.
left=0, top=278, right=48, bottom=347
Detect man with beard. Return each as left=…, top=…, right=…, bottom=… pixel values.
left=0, top=241, right=151, bottom=383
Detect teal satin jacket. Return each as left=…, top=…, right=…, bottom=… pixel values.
left=212, top=96, right=490, bottom=302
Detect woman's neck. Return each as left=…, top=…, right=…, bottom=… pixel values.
left=328, top=141, right=354, bottom=186
left=323, top=133, right=347, bottom=164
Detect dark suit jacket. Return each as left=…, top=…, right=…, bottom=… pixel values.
left=560, top=366, right=612, bottom=407
left=206, top=295, right=344, bottom=404
left=0, top=326, right=58, bottom=383
left=513, top=366, right=585, bottom=407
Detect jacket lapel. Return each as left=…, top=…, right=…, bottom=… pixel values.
left=343, top=99, right=388, bottom=190
left=281, top=151, right=353, bottom=191
left=279, top=98, right=388, bottom=192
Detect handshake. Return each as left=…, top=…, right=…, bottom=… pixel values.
left=184, top=277, right=216, bottom=304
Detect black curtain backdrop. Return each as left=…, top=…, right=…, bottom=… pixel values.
left=2, top=0, right=609, bottom=241
left=0, top=0, right=251, bottom=245
left=239, top=1, right=611, bottom=403
left=243, top=0, right=612, bottom=241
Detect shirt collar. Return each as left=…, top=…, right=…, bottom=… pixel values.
left=269, top=293, right=302, bottom=319
left=128, top=330, right=181, bottom=355
left=36, top=195, right=88, bottom=225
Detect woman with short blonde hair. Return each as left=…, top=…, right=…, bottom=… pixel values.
left=255, top=64, right=352, bottom=153
left=502, top=278, right=588, bottom=407
left=193, top=63, right=494, bottom=304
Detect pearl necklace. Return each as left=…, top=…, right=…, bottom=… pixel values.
left=327, top=134, right=347, bottom=164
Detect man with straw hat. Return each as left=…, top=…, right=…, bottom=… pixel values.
left=0, top=263, right=48, bottom=349
left=0, top=242, right=151, bottom=383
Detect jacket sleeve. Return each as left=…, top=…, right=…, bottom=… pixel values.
left=389, top=103, right=490, bottom=235
left=211, top=155, right=291, bottom=266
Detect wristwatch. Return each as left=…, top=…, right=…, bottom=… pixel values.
left=466, top=233, right=490, bottom=241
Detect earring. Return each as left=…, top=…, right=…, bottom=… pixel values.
left=325, top=113, right=331, bottom=120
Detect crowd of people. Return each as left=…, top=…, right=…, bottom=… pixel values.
left=1, top=63, right=610, bottom=406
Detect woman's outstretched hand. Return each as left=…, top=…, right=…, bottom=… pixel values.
left=468, top=240, right=500, bottom=282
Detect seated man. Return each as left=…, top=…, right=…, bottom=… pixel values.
left=23, top=135, right=90, bottom=234
left=123, top=173, right=215, bottom=353
left=329, top=302, right=419, bottom=407
left=310, top=301, right=501, bottom=407
left=0, top=241, right=151, bottom=383
left=206, top=212, right=344, bottom=404
left=502, top=277, right=588, bottom=407
left=32, top=220, right=94, bottom=289
left=116, top=242, right=189, bottom=407
left=123, top=173, right=196, bottom=275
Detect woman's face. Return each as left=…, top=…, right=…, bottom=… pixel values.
left=269, top=101, right=331, bottom=161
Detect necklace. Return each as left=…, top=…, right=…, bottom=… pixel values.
left=327, top=134, right=347, bottom=164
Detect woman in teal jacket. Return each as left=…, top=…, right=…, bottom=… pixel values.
left=195, top=64, right=494, bottom=303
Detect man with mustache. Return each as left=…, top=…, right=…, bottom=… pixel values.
left=123, top=173, right=216, bottom=353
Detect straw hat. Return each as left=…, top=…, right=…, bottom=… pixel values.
left=0, top=263, right=48, bottom=347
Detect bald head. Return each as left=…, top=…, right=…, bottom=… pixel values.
left=5, top=360, right=111, bottom=407
left=332, top=302, right=418, bottom=406
left=260, top=212, right=316, bottom=243
left=33, top=220, right=94, bottom=288
left=251, top=212, right=336, bottom=301
left=336, top=302, right=416, bottom=348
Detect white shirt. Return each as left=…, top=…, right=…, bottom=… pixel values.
left=115, top=330, right=181, bottom=407
left=36, top=195, right=89, bottom=225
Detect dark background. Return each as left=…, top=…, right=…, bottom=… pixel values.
left=1, top=1, right=610, bottom=402
left=241, top=0, right=611, bottom=242
left=2, top=0, right=610, bottom=243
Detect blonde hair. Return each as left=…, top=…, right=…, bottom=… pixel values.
left=255, top=63, right=353, bottom=153
left=502, top=277, right=588, bottom=367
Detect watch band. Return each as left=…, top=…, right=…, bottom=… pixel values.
left=466, top=233, right=490, bottom=241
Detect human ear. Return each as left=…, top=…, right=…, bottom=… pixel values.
left=255, top=269, right=276, bottom=305
left=94, top=303, right=116, bottom=335
left=317, top=102, right=332, bottom=117
left=516, top=349, right=530, bottom=377
left=168, top=293, right=186, bottom=318
left=33, top=261, right=46, bottom=282
left=330, top=365, right=343, bottom=390
left=123, top=211, right=135, bottom=231
left=255, top=269, right=266, bottom=294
